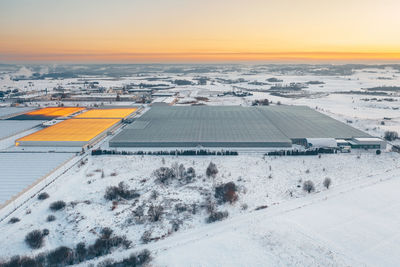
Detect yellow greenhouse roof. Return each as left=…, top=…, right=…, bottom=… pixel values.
left=74, top=108, right=137, bottom=119
left=26, top=107, right=85, bottom=117
left=16, top=119, right=120, bottom=142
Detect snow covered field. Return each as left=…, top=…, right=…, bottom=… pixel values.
left=0, top=152, right=399, bottom=266
left=153, top=167, right=400, bottom=267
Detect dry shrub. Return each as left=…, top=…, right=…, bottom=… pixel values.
left=25, top=230, right=45, bottom=249
left=215, top=182, right=238, bottom=204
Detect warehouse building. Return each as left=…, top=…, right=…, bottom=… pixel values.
left=109, top=105, right=375, bottom=149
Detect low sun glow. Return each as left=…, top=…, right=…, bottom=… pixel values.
left=1, top=0, right=399, bottom=62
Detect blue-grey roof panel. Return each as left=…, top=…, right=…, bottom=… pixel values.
left=110, top=105, right=369, bottom=148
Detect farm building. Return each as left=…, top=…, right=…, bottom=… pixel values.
left=109, top=105, right=377, bottom=149
left=348, top=137, right=387, bottom=150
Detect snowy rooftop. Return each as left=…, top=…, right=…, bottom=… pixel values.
left=353, top=137, right=384, bottom=142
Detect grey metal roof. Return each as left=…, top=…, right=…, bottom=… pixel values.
left=0, top=152, right=73, bottom=205
left=109, top=105, right=370, bottom=148
left=0, top=107, right=35, bottom=119
left=0, top=120, right=44, bottom=140
left=256, top=105, right=369, bottom=139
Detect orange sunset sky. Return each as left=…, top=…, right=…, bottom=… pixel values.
left=1, top=0, right=400, bottom=62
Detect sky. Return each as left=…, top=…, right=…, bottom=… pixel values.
left=1, top=0, right=400, bottom=63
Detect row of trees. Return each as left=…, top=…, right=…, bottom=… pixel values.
left=92, top=149, right=238, bottom=156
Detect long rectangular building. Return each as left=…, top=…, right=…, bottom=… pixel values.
left=109, top=105, right=370, bottom=148
left=15, top=108, right=138, bottom=147
left=16, top=119, right=120, bottom=147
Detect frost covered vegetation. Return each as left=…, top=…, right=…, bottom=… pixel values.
left=1, top=227, right=145, bottom=266
left=1, top=152, right=399, bottom=265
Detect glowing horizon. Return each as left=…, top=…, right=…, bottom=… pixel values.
left=1, top=0, right=400, bottom=63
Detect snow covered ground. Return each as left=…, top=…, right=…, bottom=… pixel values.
left=0, top=152, right=399, bottom=266
left=153, top=167, right=400, bottom=267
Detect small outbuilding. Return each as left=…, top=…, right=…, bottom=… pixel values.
left=349, top=137, right=386, bottom=150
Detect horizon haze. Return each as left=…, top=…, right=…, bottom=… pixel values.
left=1, top=0, right=400, bottom=63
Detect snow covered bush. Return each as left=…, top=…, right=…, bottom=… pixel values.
left=75, top=242, right=87, bottom=263
left=153, top=166, right=176, bottom=184
left=215, top=182, right=238, bottom=204
left=42, top=229, right=50, bottom=236
left=87, top=229, right=131, bottom=258
left=104, top=186, right=119, bottom=201
left=133, top=205, right=145, bottom=224
left=49, top=200, right=66, bottom=211
left=101, top=227, right=113, bottom=239
left=303, top=180, right=315, bottom=193
left=25, top=230, right=45, bottom=249
left=206, top=211, right=229, bottom=223
left=4, top=230, right=131, bottom=266
left=206, top=162, right=218, bottom=178
left=104, top=182, right=140, bottom=201
left=170, top=219, right=183, bottom=232
left=8, top=217, right=20, bottom=224
left=182, top=166, right=196, bottom=184
left=153, top=164, right=196, bottom=185
left=384, top=131, right=398, bottom=141
left=1, top=255, right=38, bottom=267
left=37, top=192, right=49, bottom=200
left=141, top=230, right=153, bottom=244
left=147, top=204, right=164, bottom=222
left=204, top=196, right=216, bottom=214
left=323, top=178, right=332, bottom=189
left=46, top=215, right=56, bottom=222
left=97, top=249, right=151, bottom=267
left=46, top=246, right=74, bottom=266
left=136, top=249, right=152, bottom=266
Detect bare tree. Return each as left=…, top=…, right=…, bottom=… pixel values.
left=384, top=131, right=398, bottom=141
left=206, top=162, right=218, bottom=178
left=323, top=178, right=332, bottom=189
left=303, top=180, right=315, bottom=193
